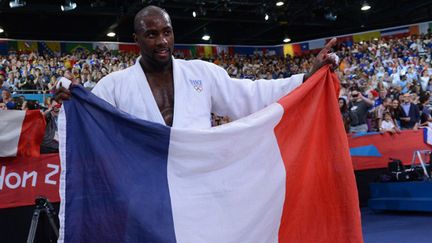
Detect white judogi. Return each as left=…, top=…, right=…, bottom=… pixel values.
left=92, top=57, right=304, bottom=129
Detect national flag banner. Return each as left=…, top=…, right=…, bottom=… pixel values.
left=17, top=41, right=38, bottom=52
left=283, top=43, right=302, bottom=57
left=308, top=38, right=326, bottom=50
left=118, top=44, right=140, bottom=54
left=61, top=42, right=93, bottom=53
left=216, top=45, right=229, bottom=55
left=419, top=22, right=431, bottom=34
left=0, top=110, right=45, bottom=158
left=0, top=40, right=8, bottom=55
left=409, top=25, right=420, bottom=36
left=58, top=66, right=362, bottom=243
left=203, top=45, right=217, bottom=58
left=38, top=41, right=61, bottom=56
left=380, top=27, right=410, bottom=39
left=423, top=127, right=432, bottom=146
left=93, top=42, right=119, bottom=51
left=300, top=42, right=309, bottom=52
left=353, top=31, right=381, bottom=43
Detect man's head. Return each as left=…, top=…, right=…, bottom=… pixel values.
left=379, top=89, right=387, bottom=99
left=350, top=90, right=361, bottom=102
left=383, top=97, right=392, bottom=108
left=1, top=89, right=10, bottom=100
left=133, top=6, right=174, bottom=68
left=402, top=93, right=411, bottom=104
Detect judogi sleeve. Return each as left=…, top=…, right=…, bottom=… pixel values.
left=210, top=64, right=304, bottom=120
left=91, top=75, right=117, bottom=107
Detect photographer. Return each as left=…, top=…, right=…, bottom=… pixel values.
left=348, top=89, right=374, bottom=133
left=40, top=99, right=60, bottom=154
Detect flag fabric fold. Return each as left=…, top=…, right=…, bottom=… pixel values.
left=58, top=66, right=362, bottom=243
left=0, top=110, right=45, bottom=158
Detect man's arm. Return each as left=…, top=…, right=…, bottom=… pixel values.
left=210, top=63, right=304, bottom=120
left=303, top=38, right=338, bottom=82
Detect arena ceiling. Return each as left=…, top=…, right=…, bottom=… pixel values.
left=1, top=0, right=432, bottom=45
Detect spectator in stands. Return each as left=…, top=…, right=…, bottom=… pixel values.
left=399, top=93, right=420, bottom=130
left=0, top=72, right=7, bottom=90
left=0, top=102, right=6, bottom=110
left=379, top=112, right=397, bottom=134
left=348, top=89, right=374, bottom=133
left=1, top=89, right=15, bottom=110
left=339, top=97, right=350, bottom=132
left=83, top=76, right=97, bottom=90
left=375, top=97, right=396, bottom=130
left=40, top=99, right=60, bottom=154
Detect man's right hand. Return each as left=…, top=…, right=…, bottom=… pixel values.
left=54, top=71, right=77, bottom=103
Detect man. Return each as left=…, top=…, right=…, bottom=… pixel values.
left=399, top=93, right=420, bottom=130
left=41, top=100, right=60, bottom=153
left=348, top=89, right=374, bottom=133
left=56, top=6, right=337, bottom=128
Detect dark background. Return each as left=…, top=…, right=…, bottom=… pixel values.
left=1, top=0, right=432, bottom=45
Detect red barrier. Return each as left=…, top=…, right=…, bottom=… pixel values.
left=0, top=154, right=60, bottom=209
left=348, top=130, right=430, bottom=171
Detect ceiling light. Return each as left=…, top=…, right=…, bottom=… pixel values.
left=202, top=34, right=210, bottom=41
left=0, top=28, right=3, bottom=34
left=264, top=13, right=269, bottom=21
left=192, top=11, right=197, bottom=17
left=61, top=0, right=77, bottom=11
left=276, top=1, right=284, bottom=7
left=9, top=0, right=26, bottom=8
left=361, top=2, right=371, bottom=11
left=283, top=37, right=291, bottom=43
left=107, top=32, right=116, bottom=37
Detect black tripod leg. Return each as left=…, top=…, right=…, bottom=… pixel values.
left=26, top=208, right=41, bottom=243
left=45, top=211, right=59, bottom=238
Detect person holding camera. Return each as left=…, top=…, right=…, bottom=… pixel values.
left=348, top=89, right=374, bottom=133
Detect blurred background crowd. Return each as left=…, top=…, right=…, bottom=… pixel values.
left=2, top=33, right=432, bottom=153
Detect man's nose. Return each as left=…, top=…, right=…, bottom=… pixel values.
left=156, top=34, right=168, bottom=45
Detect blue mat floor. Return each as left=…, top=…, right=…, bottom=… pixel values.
left=362, top=207, right=432, bottom=243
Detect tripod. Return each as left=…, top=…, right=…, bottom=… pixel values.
left=26, top=196, right=59, bottom=243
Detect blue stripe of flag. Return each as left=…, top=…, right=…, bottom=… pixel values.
left=63, top=86, right=176, bottom=242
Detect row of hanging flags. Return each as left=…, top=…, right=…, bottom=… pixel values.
left=1, top=21, right=431, bottom=57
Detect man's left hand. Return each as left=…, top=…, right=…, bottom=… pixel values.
left=303, top=38, right=338, bottom=82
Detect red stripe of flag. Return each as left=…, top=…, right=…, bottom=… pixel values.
left=275, top=66, right=363, bottom=242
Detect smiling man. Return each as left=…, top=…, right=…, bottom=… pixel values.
left=56, top=5, right=337, bottom=128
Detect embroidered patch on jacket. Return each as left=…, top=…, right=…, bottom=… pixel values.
left=189, top=79, right=203, bottom=92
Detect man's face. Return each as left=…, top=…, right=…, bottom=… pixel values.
left=133, top=13, right=174, bottom=67
left=351, top=91, right=360, bottom=102
left=1, top=90, right=9, bottom=100
left=402, top=94, right=411, bottom=104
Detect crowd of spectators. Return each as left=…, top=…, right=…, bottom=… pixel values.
left=2, top=33, right=432, bottom=134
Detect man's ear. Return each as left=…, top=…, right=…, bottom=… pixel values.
left=133, top=33, right=138, bottom=43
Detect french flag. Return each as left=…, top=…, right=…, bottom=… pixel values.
left=58, top=67, right=362, bottom=243
left=0, top=110, right=45, bottom=158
